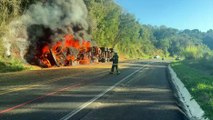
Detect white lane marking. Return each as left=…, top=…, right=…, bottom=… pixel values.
left=60, top=64, right=147, bottom=120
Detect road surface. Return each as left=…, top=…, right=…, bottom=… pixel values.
left=0, top=61, right=187, bottom=120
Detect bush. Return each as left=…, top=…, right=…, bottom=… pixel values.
left=0, top=57, right=26, bottom=73
left=181, top=45, right=212, bottom=60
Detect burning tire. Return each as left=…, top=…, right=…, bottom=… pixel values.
left=38, top=58, right=51, bottom=68
left=50, top=48, right=67, bottom=67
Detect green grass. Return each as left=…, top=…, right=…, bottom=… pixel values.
left=171, top=61, right=213, bottom=119
left=0, top=57, right=26, bottom=73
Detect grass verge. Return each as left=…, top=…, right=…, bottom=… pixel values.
left=171, top=61, right=213, bottom=119
left=0, top=57, right=27, bottom=73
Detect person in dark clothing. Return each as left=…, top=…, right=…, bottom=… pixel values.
left=110, top=52, right=120, bottom=74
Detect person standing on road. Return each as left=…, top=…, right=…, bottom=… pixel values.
left=110, top=52, right=120, bottom=74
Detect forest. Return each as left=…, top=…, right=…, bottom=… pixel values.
left=0, top=0, right=213, bottom=67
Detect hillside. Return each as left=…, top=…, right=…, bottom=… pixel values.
left=0, top=0, right=213, bottom=70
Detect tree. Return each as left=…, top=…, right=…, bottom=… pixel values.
left=113, top=13, right=140, bottom=47
left=203, top=29, right=213, bottom=50
left=84, top=0, right=121, bottom=47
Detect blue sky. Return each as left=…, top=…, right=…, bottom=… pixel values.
left=115, top=0, right=213, bottom=32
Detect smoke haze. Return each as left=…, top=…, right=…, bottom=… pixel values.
left=3, top=0, right=90, bottom=62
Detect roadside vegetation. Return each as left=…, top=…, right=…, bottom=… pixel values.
left=171, top=42, right=213, bottom=119
left=0, top=57, right=26, bottom=73
left=171, top=58, right=213, bottom=119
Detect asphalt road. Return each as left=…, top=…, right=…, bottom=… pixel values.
left=0, top=61, right=187, bottom=120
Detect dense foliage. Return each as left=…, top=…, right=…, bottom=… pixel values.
left=84, top=0, right=213, bottom=59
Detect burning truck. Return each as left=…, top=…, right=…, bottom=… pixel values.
left=3, top=0, right=115, bottom=67
left=34, top=34, right=114, bottom=68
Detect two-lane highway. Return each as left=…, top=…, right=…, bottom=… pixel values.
left=0, top=61, right=187, bottom=120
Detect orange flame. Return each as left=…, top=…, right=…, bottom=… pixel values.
left=38, top=34, right=92, bottom=67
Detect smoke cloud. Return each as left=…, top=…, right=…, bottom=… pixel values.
left=3, top=0, right=90, bottom=62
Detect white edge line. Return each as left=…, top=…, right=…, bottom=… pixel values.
left=60, top=65, right=146, bottom=120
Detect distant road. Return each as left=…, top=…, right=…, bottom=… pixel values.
left=0, top=61, right=187, bottom=120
